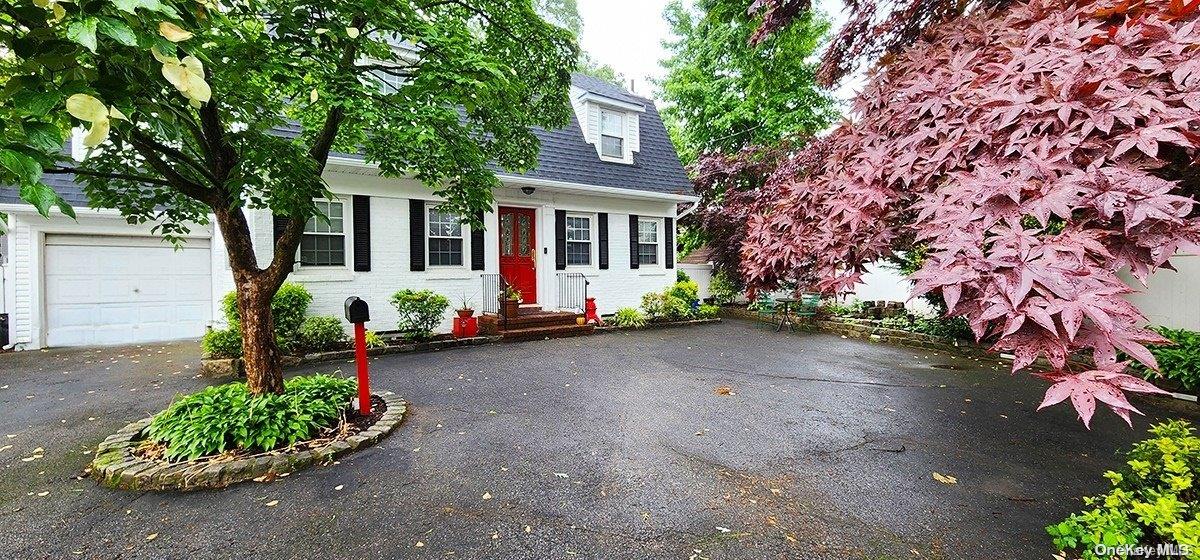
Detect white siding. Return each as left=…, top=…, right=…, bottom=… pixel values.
left=1124, top=255, right=1200, bottom=331
left=839, top=261, right=937, bottom=316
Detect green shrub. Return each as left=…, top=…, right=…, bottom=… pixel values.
left=709, top=271, right=739, bottom=305
left=676, top=269, right=691, bottom=283
left=880, top=315, right=912, bottom=330
left=364, top=330, right=386, bottom=349
left=669, top=279, right=700, bottom=306
left=821, top=298, right=865, bottom=318
left=298, top=316, right=349, bottom=352
left=697, top=304, right=720, bottom=319
left=218, top=283, right=314, bottom=352
left=1048, top=420, right=1200, bottom=558
left=145, top=374, right=357, bottom=461
left=390, top=289, right=451, bottom=340
left=612, top=307, right=648, bottom=328
left=201, top=327, right=243, bottom=359
left=1131, top=327, right=1200, bottom=391
left=911, top=315, right=973, bottom=340
left=641, top=291, right=694, bottom=322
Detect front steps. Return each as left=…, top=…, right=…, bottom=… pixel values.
left=479, top=305, right=594, bottom=341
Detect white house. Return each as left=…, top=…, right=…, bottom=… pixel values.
left=0, top=74, right=698, bottom=350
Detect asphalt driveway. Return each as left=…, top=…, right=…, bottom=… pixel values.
left=0, top=319, right=1196, bottom=559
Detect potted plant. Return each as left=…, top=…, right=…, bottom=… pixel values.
left=500, top=283, right=521, bottom=318
left=456, top=294, right=475, bottom=318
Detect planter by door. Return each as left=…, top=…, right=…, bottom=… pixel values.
left=498, top=206, right=537, bottom=304
left=501, top=299, right=520, bottom=318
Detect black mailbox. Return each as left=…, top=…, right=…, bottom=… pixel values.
left=344, top=296, right=370, bottom=323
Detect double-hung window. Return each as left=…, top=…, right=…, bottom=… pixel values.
left=427, top=208, right=464, bottom=266
left=637, top=219, right=659, bottom=266
left=300, top=200, right=345, bottom=266
left=600, top=110, right=624, bottom=159
left=565, top=215, right=592, bottom=266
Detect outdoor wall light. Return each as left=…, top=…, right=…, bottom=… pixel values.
left=521, top=186, right=536, bottom=195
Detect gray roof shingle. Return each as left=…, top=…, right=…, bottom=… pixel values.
left=1, top=73, right=692, bottom=206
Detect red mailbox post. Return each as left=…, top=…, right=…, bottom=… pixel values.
left=344, top=297, right=372, bottom=415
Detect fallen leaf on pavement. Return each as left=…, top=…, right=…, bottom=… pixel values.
left=932, top=472, right=958, bottom=485
left=714, top=386, right=733, bottom=396
left=482, top=492, right=492, bottom=500
left=265, top=500, right=279, bottom=507
left=145, top=533, right=158, bottom=541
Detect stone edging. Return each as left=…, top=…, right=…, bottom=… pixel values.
left=90, top=392, right=406, bottom=491
left=201, top=336, right=501, bottom=377
left=594, top=317, right=722, bottom=333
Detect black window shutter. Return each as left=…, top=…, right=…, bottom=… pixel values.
left=352, top=195, right=371, bottom=272
left=470, top=210, right=485, bottom=271
left=628, top=214, right=639, bottom=269
left=597, top=213, right=609, bottom=270
left=554, top=209, right=567, bottom=270
left=664, top=217, right=675, bottom=269
left=409, top=199, right=425, bottom=272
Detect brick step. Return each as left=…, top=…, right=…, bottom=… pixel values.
left=499, top=323, right=595, bottom=342
left=480, top=312, right=583, bottom=331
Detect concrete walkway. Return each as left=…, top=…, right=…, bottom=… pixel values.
left=0, top=320, right=1195, bottom=559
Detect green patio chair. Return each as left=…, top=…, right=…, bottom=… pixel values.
left=753, top=293, right=776, bottom=318
left=794, top=293, right=822, bottom=319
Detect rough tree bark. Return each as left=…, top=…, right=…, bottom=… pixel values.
left=212, top=204, right=305, bottom=395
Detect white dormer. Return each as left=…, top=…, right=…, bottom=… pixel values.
left=571, top=86, right=644, bottom=165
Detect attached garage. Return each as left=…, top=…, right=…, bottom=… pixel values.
left=43, top=234, right=212, bottom=347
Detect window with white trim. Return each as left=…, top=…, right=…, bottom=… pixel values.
left=637, top=219, right=659, bottom=266
left=300, top=200, right=345, bottom=266
left=427, top=208, right=464, bottom=266
left=600, top=109, right=624, bottom=158
left=565, top=214, right=592, bottom=266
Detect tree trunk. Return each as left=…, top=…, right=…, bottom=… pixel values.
left=236, top=275, right=285, bottom=394
left=213, top=205, right=301, bottom=396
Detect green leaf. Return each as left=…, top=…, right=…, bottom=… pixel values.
left=97, top=17, right=139, bottom=47
left=18, top=183, right=63, bottom=218
left=11, top=90, right=62, bottom=116
left=0, top=149, right=42, bottom=185
left=111, top=0, right=178, bottom=18
left=66, top=18, right=99, bottom=53
left=24, top=122, right=64, bottom=153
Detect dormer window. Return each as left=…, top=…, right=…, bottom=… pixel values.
left=600, top=110, right=625, bottom=159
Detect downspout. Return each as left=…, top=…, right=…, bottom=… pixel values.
left=676, top=201, right=699, bottom=220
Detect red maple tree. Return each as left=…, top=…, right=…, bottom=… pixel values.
left=739, top=0, right=1200, bottom=427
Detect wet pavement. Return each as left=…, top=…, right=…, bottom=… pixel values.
left=0, top=319, right=1196, bottom=559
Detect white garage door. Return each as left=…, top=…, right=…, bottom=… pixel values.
left=44, top=235, right=212, bottom=347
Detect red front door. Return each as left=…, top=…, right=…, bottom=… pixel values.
left=498, top=206, right=537, bottom=304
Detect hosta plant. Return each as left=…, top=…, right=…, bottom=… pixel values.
left=739, top=0, right=1200, bottom=427
left=146, top=374, right=357, bottom=461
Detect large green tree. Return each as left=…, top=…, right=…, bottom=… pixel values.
left=659, top=0, right=836, bottom=165
left=0, top=0, right=576, bottom=394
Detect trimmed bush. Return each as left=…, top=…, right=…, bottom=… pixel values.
left=641, top=285, right=696, bottom=322
left=1048, top=420, right=1200, bottom=557
left=201, top=327, right=243, bottom=359
left=298, top=316, right=349, bottom=353
left=218, top=283, right=314, bottom=352
left=697, top=304, right=720, bottom=319
left=390, top=289, right=451, bottom=340
left=676, top=269, right=691, bottom=283
left=145, top=374, right=357, bottom=461
left=669, top=279, right=700, bottom=306
left=612, top=307, right=649, bottom=328
left=709, top=271, right=739, bottom=305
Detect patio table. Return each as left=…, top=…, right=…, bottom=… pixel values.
left=774, top=297, right=798, bottom=332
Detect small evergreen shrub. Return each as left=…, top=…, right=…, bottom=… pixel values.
left=697, top=304, right=720, bottom=319
left=676, top=269, right=692, bottom=283
left=145, top=374, right=357, bottom=461
left=709, top=271, right=739, bottom=305
left=669, top=279, right=700, bottom=306
left=1131, top=327, right=1200, bottom=391
left=1048, top=420, right=1200, bottom=558
left=612, top=307, right=649, bottom=328
left=298, top=316, right=349, bottom=352
left=217, top=283, right=314, bottom=353
left=364, top=330, right=386, bottom=349
left=201, top=327, right=242, bottom=359
left=641, top=280, right=701, bottom=322
left=390, top=289, right=451, bottom=340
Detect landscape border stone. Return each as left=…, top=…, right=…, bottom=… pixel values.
left=200, top=336, right=501, bottom=378
left=90, top=392, right=406, bottom=491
